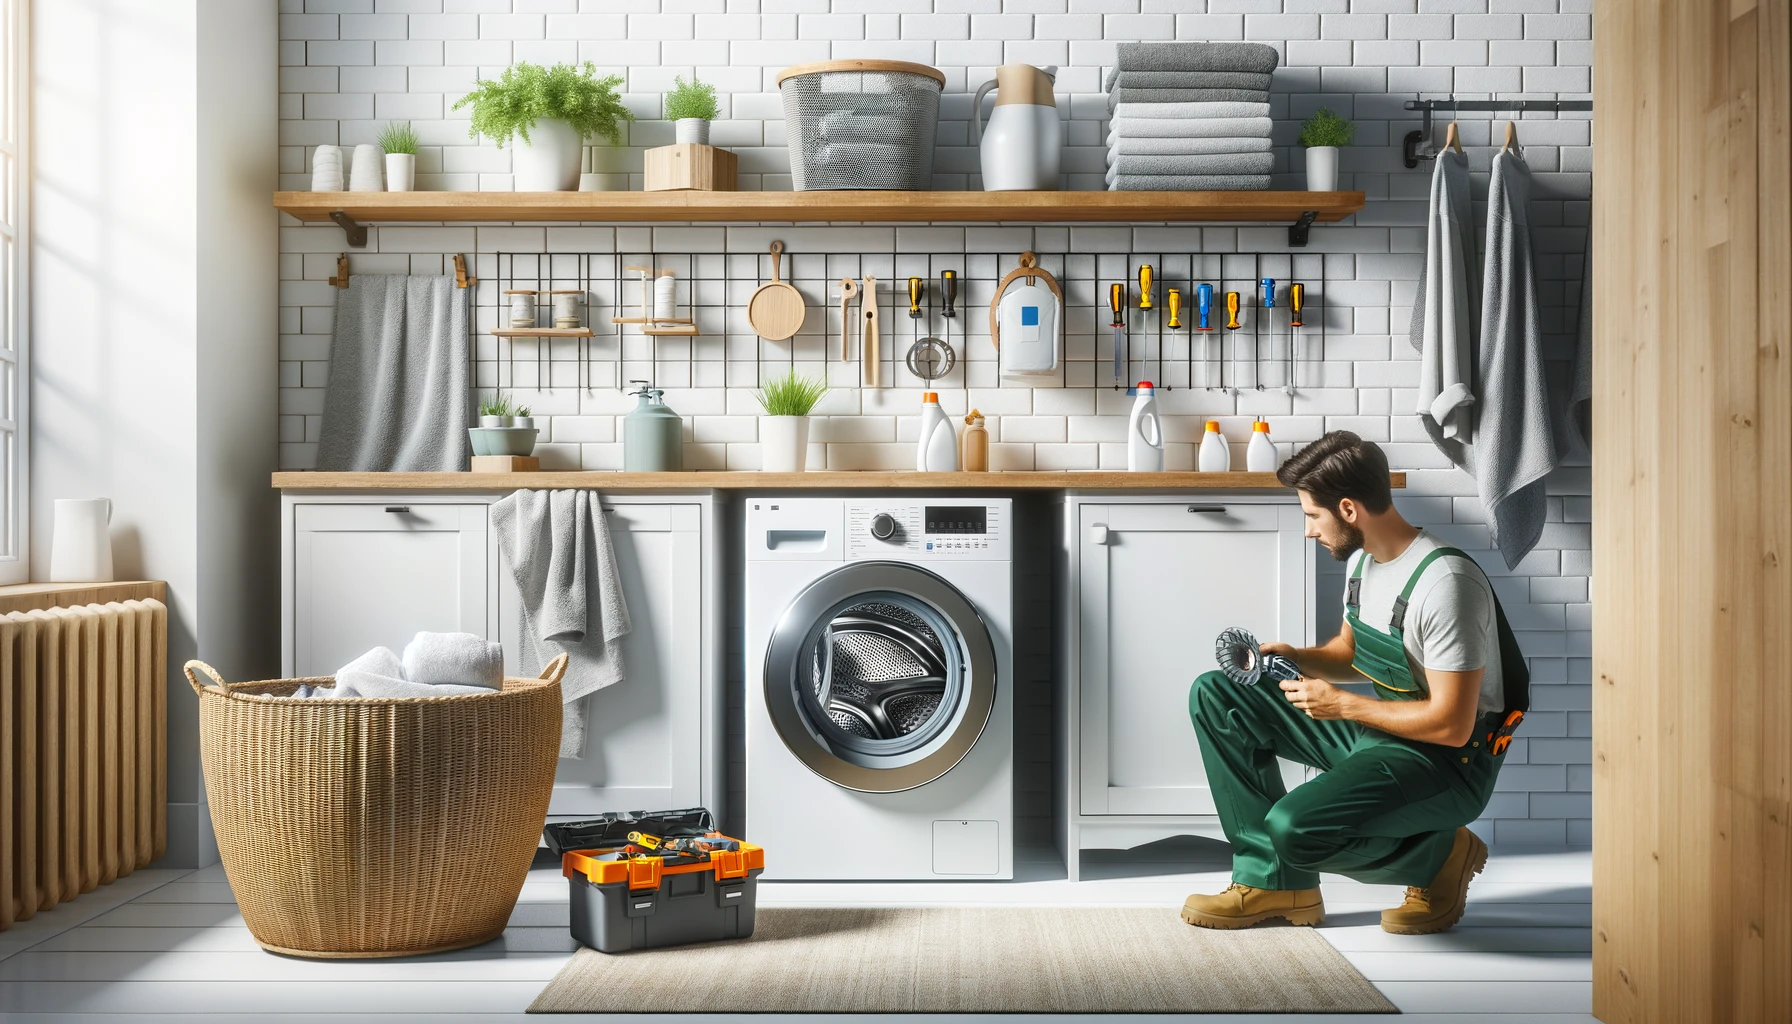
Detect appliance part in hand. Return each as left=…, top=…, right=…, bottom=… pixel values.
left=1215, top=627, right=1302, bottom=687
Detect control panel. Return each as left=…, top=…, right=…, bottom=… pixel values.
left=846, top=500, right=1011, bottom=561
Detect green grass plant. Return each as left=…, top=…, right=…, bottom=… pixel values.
left=1298, top=108, right=1356, bottom=148
left=755, top=371, right=828, bottom=416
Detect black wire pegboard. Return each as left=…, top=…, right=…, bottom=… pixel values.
left=476, top=249, right=1333, bottom=397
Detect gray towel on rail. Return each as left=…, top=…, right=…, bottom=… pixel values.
left=1112, top=100, right=1271, bottom=120
left=1474, top=150, right=1560, bottom=569
left=1105, top=152, right=1275, bottom=179
left=491, top=489, right=631, bottom=760
left=1107, top=70, right=1273, bottom=91
left=1105, top=42, right=1281, bottom=89
left=1107, top=88, right=1270, bottom=110
left=1108, top=174, right=1272, bottom=191
left=1563, top=220, right=1593, bottom=453
left=1409, top=149, right=1479, bottom=461
left=1108, top=135, right=1272, bottom=157
left=317, top=275, right=471, bottom=472
left=1106, top=117, right=1274, bottom=141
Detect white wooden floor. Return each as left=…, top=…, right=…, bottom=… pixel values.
left=0, top=840, right=1594, bottom=1022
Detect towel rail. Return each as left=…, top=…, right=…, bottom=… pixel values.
left=1402, top=99, right=1594, bottom=168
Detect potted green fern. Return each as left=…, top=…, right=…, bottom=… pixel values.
left=665, top=74, right=720, bottom=146
left=1298, top=108, right=1355, bottom=192
left=454, top=62, right=633, bottom=192
left=378, top=121, right=419, bottom=192
left=755, top=371, right=828, bottom=472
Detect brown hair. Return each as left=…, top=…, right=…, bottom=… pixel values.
left=1276, top=430, right=1394, bottom=514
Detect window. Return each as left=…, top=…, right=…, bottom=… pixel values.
left=0, top=0, right=25, bottom=583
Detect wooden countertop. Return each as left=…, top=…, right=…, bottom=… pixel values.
left=274, top=471, right=1407, bottom=491
left=0, top=581, right=166, bottom=615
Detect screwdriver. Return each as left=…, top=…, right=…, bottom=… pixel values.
left=1258, top=278, right=1275, bottom=391
left=1196, top=284, right=1215, bottom=390
left=1224, top=290, right=1242, bottom=395
left=1138, top=264, right=1153, bottom=310
left=1288, top=282, right=1304, bottom=395
left=1110, top=283, right=1127, bottom=386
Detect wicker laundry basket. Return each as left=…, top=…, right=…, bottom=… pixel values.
left=776, top=59, right=945, bottom=190
left=187, top=654, right=566, bottom=958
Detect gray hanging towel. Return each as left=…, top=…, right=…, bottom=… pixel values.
left=1408, top=148, right=1479, bottom=467
left=317, top=274, right=471, bottom=471
left=1563, top=217, right=1593, bottom=453
left=1476, top=150, right=1561, bottom=569
left=490, top=489, right=631, bottom=760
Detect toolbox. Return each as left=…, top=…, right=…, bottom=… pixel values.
left=552, top=809, right=765, bottom=954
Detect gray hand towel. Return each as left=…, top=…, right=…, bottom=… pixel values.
left=1112, top=100, right=1271, bottom=120
left=1107, top=135, right=1272, bottom=157
left=1107, top=88, right=1270, bottom=110
left=1107, top=42, right=1281, bottom=88
left=1410, top=149, right=1480, bottom=459
left=1106, top=70, right=1274, bottom=91
left=490, top=489, right=632, bottom=759
left=1108, top=174, right=1272, bottom=191
left=1105, top=152, right=1275, bottom=178
left=1106, top=117, right=1274, bottom=140
left=317, top=275, right=472, bottom=472
left=1562, top=219, right=1592, bottom=453
left=1474, top=151, right=1561, bottom=569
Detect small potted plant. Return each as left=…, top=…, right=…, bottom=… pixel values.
left=755, top=370, right=827, bottom=473
left=454, top=61, right=633, bottom=192
left=1298, top=108, right=1355, bottom=192
left=378, top=121, right=419, bottom=192
left=479, top=391, right=513, bottom=428
left=665, top=74, right=720, bottom=146
left=512, top=404, right=534, bottom=430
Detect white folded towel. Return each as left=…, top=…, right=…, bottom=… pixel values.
left=1106, top=117, right=1274, bottom=140
left=1108, top=135, right=1273, bottom=156
left=1111, top=100, right=1271, bottom=120
left=402, top=631, right=504, bottom=690
left=252, top=644, right=499, bottom=699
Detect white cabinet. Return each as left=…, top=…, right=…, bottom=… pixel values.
left=1059, top=496, right=1312, bottom=879
left=282, top=493, right=724, bottom=825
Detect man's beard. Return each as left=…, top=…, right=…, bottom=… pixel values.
left=1325, top=521, right=1364, bottom=561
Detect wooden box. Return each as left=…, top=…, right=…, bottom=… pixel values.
left=643, top=144, right=737, bottom=192
left=470, top=455, right=541, bottom=473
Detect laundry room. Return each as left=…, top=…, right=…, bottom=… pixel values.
left=0, top=1, right=1781, bottom=1022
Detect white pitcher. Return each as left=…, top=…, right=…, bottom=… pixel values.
left=972, top=64, right=1062, bottom=191
left=50, top=498, right=114, bottom=583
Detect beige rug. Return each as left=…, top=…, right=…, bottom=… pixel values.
left=529, top=907, right=1395, bottom=1014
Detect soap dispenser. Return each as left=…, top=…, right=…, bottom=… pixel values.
left=961, top=409, right=989, bottom=472
left=1126, top=381, right=1164, bottom=472
left=1198, top=420, right=1232, bottom=472
left=623, top=380, right=684, bottom=471
left=916, top=392, right=959, bottom=472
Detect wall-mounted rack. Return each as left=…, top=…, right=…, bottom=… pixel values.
left=1402, top=98, right=1594, bottom=167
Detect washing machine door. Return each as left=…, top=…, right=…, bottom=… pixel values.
left=763, top=561, right=997, bottom=794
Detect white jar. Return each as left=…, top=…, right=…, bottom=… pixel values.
left=1305, top=146, right=1340, bottom=191
left=507, top=291, right=537, bottom=327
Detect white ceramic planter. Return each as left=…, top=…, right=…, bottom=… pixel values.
left=479, top=414, right=513, bottom=428
left=1305, top=146, right=1340, bottom=192
left=760, top=415, right=810, bottom=472
left=349, top=144, right=384, bottom=191
left=674, top=118, right=710, bottom=145
left=512, top=415, right=534, bottom=430
left=514, top=117, right=583, bottom=191
left=310, top=144, right=344, bottom=191
left=385, top=153, right=415, bottom=192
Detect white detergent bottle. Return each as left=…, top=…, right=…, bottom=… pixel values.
left=917, top=391, right=959, bottom=472
left=1127, top=381, right=1164, bottom=472
left=1246, top=419, right=1279, bottom=472
left=1198, top=420, right=1232, bottom=472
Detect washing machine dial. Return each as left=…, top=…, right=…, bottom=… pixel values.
left=869, top=513, right=899, bottom=541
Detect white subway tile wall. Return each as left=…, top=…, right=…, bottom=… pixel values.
left=278, top=0, right=1592, bottom=846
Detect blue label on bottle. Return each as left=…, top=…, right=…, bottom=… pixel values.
left=1021, top=306, right=1039, bottom=326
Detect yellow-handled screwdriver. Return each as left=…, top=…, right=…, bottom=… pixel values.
left=1110, top=283, right=1127, bottom=386
left=1224, top=291, right=1242, bottom=395
left=1287, top=282, right=1304, bottom=394
left=1167, top=288, right=1182, bottom=330
left=1137, top=264, right=1153, bottom=311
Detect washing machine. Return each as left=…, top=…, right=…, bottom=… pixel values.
left=745, top=497, right=1014, bottom=881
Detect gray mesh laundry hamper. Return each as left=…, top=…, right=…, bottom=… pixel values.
left=776, top=60, right=945, bottom=190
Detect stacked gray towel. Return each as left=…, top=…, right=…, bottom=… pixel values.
left=1104, top=43, right=1279, bottom=191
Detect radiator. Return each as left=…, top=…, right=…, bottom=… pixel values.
left=1, top=599, right=166, bottom=930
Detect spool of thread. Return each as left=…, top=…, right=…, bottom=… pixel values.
left=653, top=274, right=675, bottom=320
left=348, top=144, right=384, bottom=192
left=553, top=291, right=583, bottom=328
left=507, top=291, right=537, bottom=327
left=310, top=145, right=344, bottom=191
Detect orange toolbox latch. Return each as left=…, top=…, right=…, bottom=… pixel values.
left=626, top=855, right=663, bottom=891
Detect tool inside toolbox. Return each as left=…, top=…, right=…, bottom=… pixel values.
left=542, top=807, right=716, bottom=858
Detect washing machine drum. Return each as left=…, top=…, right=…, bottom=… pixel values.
left=763, top=561, right=998, bottom=793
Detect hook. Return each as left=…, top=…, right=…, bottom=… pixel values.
left=1501, top=120, right=1519, bottom=154
left=1444, top=120, right=1463, bottom=154
left=453, top=253, right=477, bottom=289
left=329, top=253, right=350, bottom=289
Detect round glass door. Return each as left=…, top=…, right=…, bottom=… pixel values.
left=763, top=562, right=997, bottom=793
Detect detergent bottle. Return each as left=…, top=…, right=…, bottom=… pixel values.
left=1198, top=420, right=1232, bottom=472
left=917, top=392, right=959, bottom=472
left=961, top=409, right=990, bottom=472
left=1246, top=419, right=1279, bottom=472
left=1126, top=381, right=1164, bottom=472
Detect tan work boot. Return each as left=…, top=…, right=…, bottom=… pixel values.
left=1380, top=826, right=1489, bottom=935
left=1180, top=882, right=1325, bottom=929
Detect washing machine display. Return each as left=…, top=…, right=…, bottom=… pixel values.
left=763, top=561, right=997, bottom=794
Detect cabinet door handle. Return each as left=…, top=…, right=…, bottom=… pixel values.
left=1088, top=524, right=1110, bottom=546
left=385, top=506, right=411, bottom=514
left=1187, top=505, right=1227, bottom=514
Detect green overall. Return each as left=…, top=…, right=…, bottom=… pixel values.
left=1188, top=547, right=1529, bottom=890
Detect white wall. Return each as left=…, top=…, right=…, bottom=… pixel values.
left=33, top=0, right=277, bottom=868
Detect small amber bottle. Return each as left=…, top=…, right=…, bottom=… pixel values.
left=961, top=409, right=989, bottom=472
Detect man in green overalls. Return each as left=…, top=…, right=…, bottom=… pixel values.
left=1183, top=431, right=1529, bottom=935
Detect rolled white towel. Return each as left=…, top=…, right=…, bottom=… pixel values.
left=317, top=642, right=499, bottom=699
left=402, top=631, right=505, bottom=690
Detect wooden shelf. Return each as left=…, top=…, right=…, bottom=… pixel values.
left=490, top=327, right=594, bottom=337
left=273, top=190, right=1365, bottom=228
left=274, top=470, right=1406, bottom=492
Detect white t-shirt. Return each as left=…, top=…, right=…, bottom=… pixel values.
left=1344, top=530, right=1503, bottom=714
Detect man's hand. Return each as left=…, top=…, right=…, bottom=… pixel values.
left=1278, top=675, right=1354, bottom=720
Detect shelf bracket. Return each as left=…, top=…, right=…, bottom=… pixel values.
left=1288, top=211, right=1319, bottom=248
left=329, top=210, right=367, bottom=248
